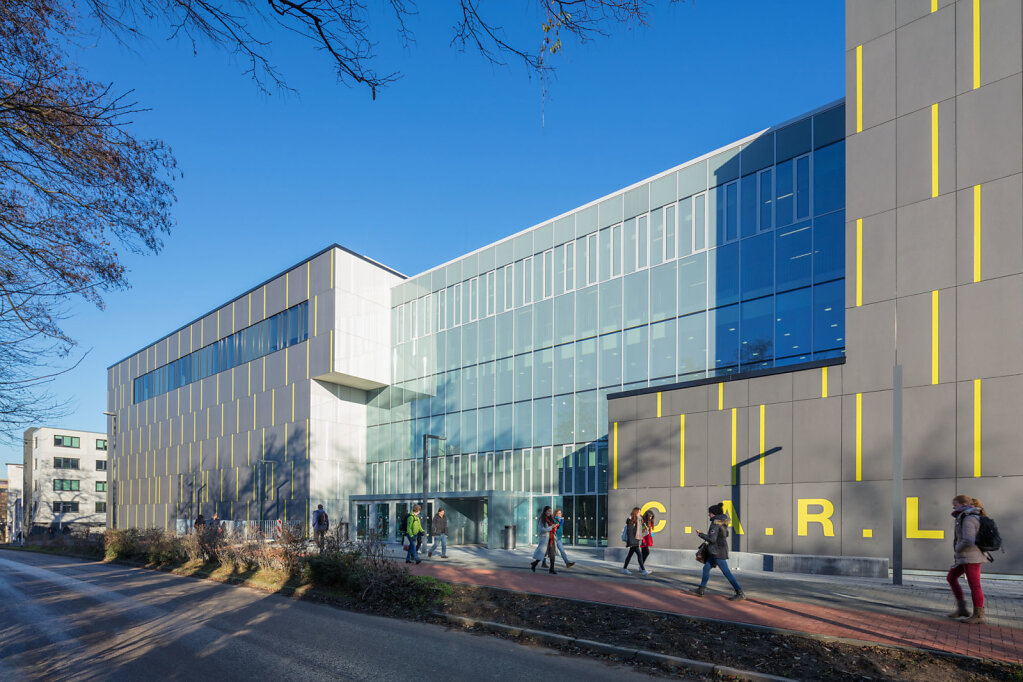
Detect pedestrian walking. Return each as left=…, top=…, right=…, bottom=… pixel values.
left=946, top=495, right=989, bottom=624
left=621, top=507, right=650, bottom=575
left=427, top=509, right=448, bottom=558
left=405, top=504, right=423, bottom=564
left=640, top=509, right=655, bottom=565
left=542, top=508, right=575, bottom=569
left=690, top=503, right=745, bottom=600
left=530, top=506, right=559, bottom=574
left=312, top=504, right=330, bottom=550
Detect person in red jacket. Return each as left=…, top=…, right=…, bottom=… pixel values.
left=640, top=509, right=655, bottom=566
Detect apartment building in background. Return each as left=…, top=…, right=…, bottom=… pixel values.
left=23, top=427, right=109, bottom=532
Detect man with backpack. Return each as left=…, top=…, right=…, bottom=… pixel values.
left=405, top=504, right=423, bottom=564
left=312, top=504, right=330, bottom=551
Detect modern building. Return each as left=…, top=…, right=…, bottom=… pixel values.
left=608, top=0, right=1023, bottom=575
left=108, top=0, right=1023, bottom=574
left=106, top=248, right=403, bottom=532
left=7, top=463, right=23, bottom=541
left=108, top=100, right=845, bottom=544
left=23, top=427, right=109, bottom=533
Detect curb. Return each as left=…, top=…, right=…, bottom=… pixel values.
left=434, top=611, right=796, bottom=682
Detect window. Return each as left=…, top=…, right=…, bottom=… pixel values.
left=54, top=435, right=80, bottom=448
left=542, top=250, right=554, bottom=299
left=563, top=242, right=575, bottom=293
left=663, top=206, right=676, bottom=261
left=586, top=233, right=598, bottom=285
left=611, top=223, right=623, bottom=277
left=95, top=439, right=107, bottom=450
left=486, top=271, right=497, bottom=316
left=437, top=289, right=447, bottom=331
left=503, top=264, right=514, bottom=311
left=54, top=457, right=80, bottom=470
left=469, top=278, right=479, bottom=322
left=636, top=216, right=648, bottom=269
left=796, top=154, right=811, bottom=220
left=453, top=283, right=463, bottom=326
left=95, top=502, right=107, bottom=513
left=53, top=501, right=79, bottom=514
left=96, top=481, right=107, bottom=492
left=133, top=300, right=308, bottom=403
left=694, top=193, right=707, bottom=252
left=96, top=460, right=107, bottom=471
left=522, top=257, right=534, bottom=304
left=759, top=168, right=774, bottom=231
left=53, top=479, right=80, bottom=492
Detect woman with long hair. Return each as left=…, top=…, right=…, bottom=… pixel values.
left=622, top=507, right=650, bottom=575
left=947, top=495, right=988, bottom=624
left=691, top=503, right=745, bottom=600
left=530, top=506, right=559, bottom=575
left=640, top=509, right=655, bottom=566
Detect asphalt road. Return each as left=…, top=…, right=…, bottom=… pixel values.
left=0, top=550, right=658, bottom=682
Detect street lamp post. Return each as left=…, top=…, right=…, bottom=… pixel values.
left=422, top=435, right=446, bottom=521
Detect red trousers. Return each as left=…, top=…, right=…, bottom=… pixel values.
left=947, top=562, right=984, bottom=608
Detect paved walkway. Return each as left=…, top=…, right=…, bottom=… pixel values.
left=396, top=544, right=1023, bottom=663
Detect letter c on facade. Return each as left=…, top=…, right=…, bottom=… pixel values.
left=640, top=501, right=667, bottom=533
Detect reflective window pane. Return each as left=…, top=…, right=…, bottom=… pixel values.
left=775, top=287, right=811, bottom=359
left=776, top=221, right=813, bottom=291
left=740, top=296, right=774, bottom=367
left=741, top=233, right=774, bottom=300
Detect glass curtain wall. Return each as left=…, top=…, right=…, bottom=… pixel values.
left=367, top=105, right=845, bottom=546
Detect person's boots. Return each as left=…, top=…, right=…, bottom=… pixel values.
left=549, top=565, right=558, bottom=575
left=690, top=586, right=706, bottom=597
left=947, top=599, right=969, bottom=618
left=530, top=560, right=539, bottom=572
left=728, top=590, right=746, bottom=601
left=963, top=606, right=986, bottom=624
left=565, top=561, right=575, bottom=568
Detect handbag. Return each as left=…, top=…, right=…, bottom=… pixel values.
left=695, top=541, right=709, bottom=564
left=621, top=524, right=629, bottom=543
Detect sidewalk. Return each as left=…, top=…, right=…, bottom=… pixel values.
left=396, top=544, right=1023, bottom=663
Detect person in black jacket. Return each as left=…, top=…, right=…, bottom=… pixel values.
left=427, top=509, right=448, bottom=558
left=690, top=503, right=745, bottom=600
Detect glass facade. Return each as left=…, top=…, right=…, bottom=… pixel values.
left=133, top=301, right=309, bottom=403
left=367, top=104, right=845, bottom=546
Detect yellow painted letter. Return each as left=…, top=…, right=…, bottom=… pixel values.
left=798, top=498, right=836, bottom=537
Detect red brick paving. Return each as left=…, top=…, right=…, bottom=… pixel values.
left=411, top=563, right=1023, bottom=663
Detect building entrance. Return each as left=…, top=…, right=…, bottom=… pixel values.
left=439, top=497, right=487, bottom=546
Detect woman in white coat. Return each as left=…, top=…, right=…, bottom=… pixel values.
left=530, top=506, right=559, bottom=575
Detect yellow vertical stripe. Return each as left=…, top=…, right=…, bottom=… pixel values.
left=612, top=421, right=618, bottom=490
left=856, top=218, right=863, bottom=306
left=855, top=45, right=863, bottom=133
left=931, top=289, right=940, bottom=384
left=718, top=383, right=723, bottom=410
left=931, top=103, right=939, bottom=198
left=855, top=393, right=863, bottom=481
left=306, top=262, right=310, bottom=298
left=973, top=185, right=982, bottom=282
left=286, top=272, right=290, bottom=304
left=330, top=249, right=335, bottom=289
left=656, top=392, right=662, bottom=418
left=930, top=0, right=937, bottom=12
left=758, top=404, right=765, bottom=485
left=679, top=413, right=686, bottom=487
left=730, top=407, right=737, bottom=485
left=974, top=379, right=982, bottom=477
left=972, top=0, right=981, bottom=88
left=821, top=366, right=829, bottom=398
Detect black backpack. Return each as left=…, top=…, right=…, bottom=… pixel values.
left=975, top=515, right=1002, bottom=555
left=400, top=512, right=410, bottom=539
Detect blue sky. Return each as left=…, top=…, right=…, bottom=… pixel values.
left=2, top=1, right=843, bottom=464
